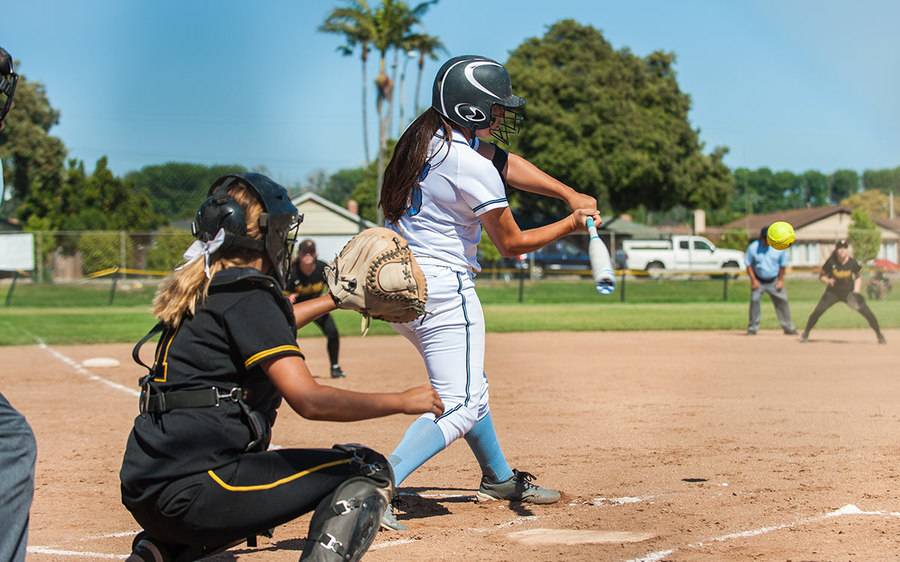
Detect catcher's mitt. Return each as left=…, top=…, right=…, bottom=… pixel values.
left=325, top=228, right=427, bottom=328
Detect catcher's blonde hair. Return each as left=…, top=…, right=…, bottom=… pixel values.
left=153, top=183, right=266, bottom=326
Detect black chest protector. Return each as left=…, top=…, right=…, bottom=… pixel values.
left=131, top=269, right=294, bottom=453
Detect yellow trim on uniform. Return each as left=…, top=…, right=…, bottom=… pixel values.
left=207, top=458, right=351, bottom=492
left=244, top=344, right=303, bottom=368
left=153, top=324, right=180, bottom=383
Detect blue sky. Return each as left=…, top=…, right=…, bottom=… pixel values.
left=2, top=0, right=898, bottom=187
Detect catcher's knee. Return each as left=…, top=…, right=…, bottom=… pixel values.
left=301, top=448, right=393, bottom=562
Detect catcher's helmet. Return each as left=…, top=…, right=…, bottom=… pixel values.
left=0, top=47, right=19, bottom=126
left=192, top=173, right=302, bottom=288
left=431, top=55, right=524, bottom=144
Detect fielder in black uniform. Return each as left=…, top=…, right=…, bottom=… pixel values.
left=801, top=239, right=886, bottom=344
left=121, top=173, right=443, bottom=562
left=0, top=46, right=38, bottom=562
left=288, top=239, right=346, bottom=378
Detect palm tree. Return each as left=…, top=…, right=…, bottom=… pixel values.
left=372, top=0, right=437, bottom=223
left=319, top=1, right=376, bottom=164
left=407, top=33, right=445, bottom=115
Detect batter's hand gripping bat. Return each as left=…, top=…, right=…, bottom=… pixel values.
left=586, top=217, right=615, bottom=295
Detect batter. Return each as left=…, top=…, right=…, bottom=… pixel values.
left=379, top=55, right=600, bottom=530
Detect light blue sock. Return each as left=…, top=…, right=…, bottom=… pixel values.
left=464, top=412, right=514, bottom=483
left=388, top=417, right=447, bottom=486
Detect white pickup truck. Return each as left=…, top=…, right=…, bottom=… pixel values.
left=621, top=235, right=744, bottom=274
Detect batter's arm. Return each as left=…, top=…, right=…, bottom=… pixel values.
left=475, top=144, right=597, bottom=212
left=480, top=206, right=598, bottom=257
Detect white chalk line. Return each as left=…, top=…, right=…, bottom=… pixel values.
left=370, top=538, right=418, bottom=550
left=27, top=546, right=126, bottom=559
left=399, top=490, right=475, bottom=500
left=469, top=515, right=539, bottom=533
left=627, top=503, right=900, bottom=562
left=36, top=338, right=139, bottom=397
left=80, top=530, right=140, bottom=541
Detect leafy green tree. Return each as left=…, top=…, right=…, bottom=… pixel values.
left=77, top=231, right=138, bottom=275
left=125, top=162, right=247, bottom=220
left=841, top=190, right=889, bottom=220
left=146, top=227, right=195, bottom=271
left=716, top=228, right=750, bottom=251
left=320, top=0, right=377, bottom=164
left=505, top=20, right=733, bottom=216
left=830, top=169, right=859, bottom=203
left=847, top=208, right=881, bottom=264
left=801, top=170, right=829, bottom=207
left=320, top=167, right=367, bottom=206
left=0, top=64, right=67, bottom=221
left=863, top=167, right=900, bottom=195
left=477, top=232, right=502, bottom=273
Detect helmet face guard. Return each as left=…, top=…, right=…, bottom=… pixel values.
left=431, top=55, right=525, bottom=144
left=0, top=47, right=19, bottom=127
left=194, top=173, right=302, bottom=288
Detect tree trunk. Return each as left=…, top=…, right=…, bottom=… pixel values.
left=386, top=48, right=399, bottom=144
left=375, top=55, right=391, bottom=225
left=414, top=53, right=425, bottom=115
left=361, top=47, right=371, bottom=165
left=398, top=52, right=411, bottom=136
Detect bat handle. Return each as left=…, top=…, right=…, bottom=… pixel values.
left=586, top=217, right=599, bottom=239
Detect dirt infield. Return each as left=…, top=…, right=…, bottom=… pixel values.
left=3, top=329, right=899, bottom=561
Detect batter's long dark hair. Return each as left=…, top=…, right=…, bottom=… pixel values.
left=381, top=108, right=456, bottom=223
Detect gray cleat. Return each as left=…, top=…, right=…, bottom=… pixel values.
left=476, top=469, right=561, bottom=504
left=380, top=504, right=407, bottom=532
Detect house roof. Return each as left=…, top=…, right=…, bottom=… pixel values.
left=601, top=216, right=664, bottom=238
left=877, top=217, right=900, bottom=233
left=290, top=192, right=376, bottom=229
left=721, top=205, right=852, bottom=232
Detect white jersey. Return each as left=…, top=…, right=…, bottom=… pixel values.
left=388, top=129, right=508, bottom=272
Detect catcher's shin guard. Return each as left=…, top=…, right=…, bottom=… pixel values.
left=301, top=445, right=394, bottom=562
left=300, top=476, right=390, bottom=561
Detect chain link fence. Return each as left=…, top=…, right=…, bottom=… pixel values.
left=21, top=229, right=193, bottom=282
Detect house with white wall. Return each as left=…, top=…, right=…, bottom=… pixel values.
left=290, top=193, right=375, bottom=260
left=721, top=206, right=899, bottom=267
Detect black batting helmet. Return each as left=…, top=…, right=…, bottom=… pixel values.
left=431, top=55, right=525, bottom=144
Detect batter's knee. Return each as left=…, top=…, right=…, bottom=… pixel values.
left=434, top=401, right=480, bottom=445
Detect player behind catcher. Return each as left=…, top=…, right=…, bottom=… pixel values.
left=287, top=239, right=347, bottom=378
left=801, top=239, right=887, bottom=344
left=120, top=173, right=441, bottom=562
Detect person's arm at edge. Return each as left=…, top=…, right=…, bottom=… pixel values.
left=263, top=355, right=443, bottom=422
left=291, top=294, right=336, bottom=327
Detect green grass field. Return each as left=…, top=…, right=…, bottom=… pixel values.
left=1, top=277, right=896, bottom=345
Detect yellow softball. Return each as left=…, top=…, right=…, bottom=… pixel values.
left=767, top=221, right=795, bottom=250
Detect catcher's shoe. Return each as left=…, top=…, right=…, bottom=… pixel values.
left=126, top=534, right=170, bottom=562
left=380, top=504, right=408, bottom=532
left=476, top=469, right=561, bottom=504
left=330, top=365, right=347, bottom=379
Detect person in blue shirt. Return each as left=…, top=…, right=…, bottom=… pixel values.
left=744, top=226, right=798, bottom=335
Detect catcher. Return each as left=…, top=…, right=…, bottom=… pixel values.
left=121, top=173, right=437, bottom=562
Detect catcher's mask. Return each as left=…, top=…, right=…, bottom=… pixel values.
left=0, top=47, right=18, bottom=126
left=192, top=173, right=302, bottom=288
left=431, top=55, right=525, bottom=145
